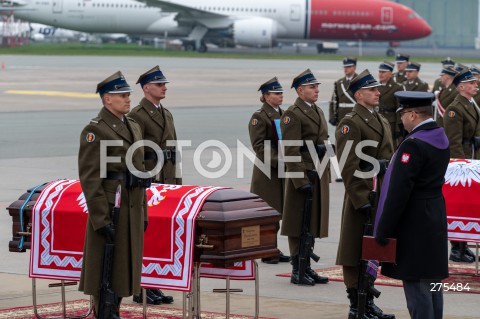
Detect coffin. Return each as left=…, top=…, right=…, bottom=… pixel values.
left=195, top=188, right=280, bottom=266
left=7, top=182, right=281, bottom=267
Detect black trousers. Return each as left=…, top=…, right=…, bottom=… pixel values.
left=403, top=279, right=443, bottom=319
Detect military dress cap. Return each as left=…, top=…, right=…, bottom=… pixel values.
left=347, top=69, right=381, bottom=95
left=454, top=63, right=469, bottom=72
left=452, top=68, right=477, bottom=86
left=378, top=61, right=394, bottom=72
left=470, top=65, right=480, bottom=75
left=136, top=65, right=169, bottom=87
left=441, top=57, right=455, bottom=66
left=258, top=77, right=284, bottom=94
left=291, top=69, right=321, bottom=89
left=96, top=71, right=133, bottom=96
left=343, top=56, right=357, bottom=67
left=394, top=91, right=435, bottom=112
left=440, top=66, right=457, bottom=77
left=395, top=53, right=410, bottom=63
left=405, top=62, right=421, bottom=72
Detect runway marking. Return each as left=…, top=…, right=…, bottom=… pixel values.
left=5, top=90, right=97, bottom=98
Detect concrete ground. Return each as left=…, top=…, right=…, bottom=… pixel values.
left=0, top=55, right=478, bottom=318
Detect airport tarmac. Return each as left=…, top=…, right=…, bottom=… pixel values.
left=0, top=55, right=478, bottom=318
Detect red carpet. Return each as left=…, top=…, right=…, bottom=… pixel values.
left=0, top=300, right=274, bottom=319
left=276, top=261, right=480, bottom=294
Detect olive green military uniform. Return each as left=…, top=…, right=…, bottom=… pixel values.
left=329, top=75, right=357, bottom=125
left=402, top=78, right=429, bottom=92
left=280, top=97, right=330, bottom=247
left=129, top=98, right=181, bottom=184
left=378, top=78, right=404, bottom=148
left=474, top=81, right=480, bottom=106
left=78, top=107, right=147, bottom=298
left=435, top=85, right=458, bottom=127
left=392, top=71, right=406, bottom=84
left=335, top=105, right=394, bottom=287
left=249, top=103, right=284, bottom=213
left=432, top=77, right=444, bottom=93
left=444, top=94, right=480, bottom=159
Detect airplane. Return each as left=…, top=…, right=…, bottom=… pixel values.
left=0, top=0, right=432, bottom=54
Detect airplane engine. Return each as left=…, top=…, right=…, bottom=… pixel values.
left=233, top=17, right=278, bottom=48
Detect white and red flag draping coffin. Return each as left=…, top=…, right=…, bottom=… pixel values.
left=443, top=159, right=480, bottom=243
left=28, top=179, right=255, bottom=291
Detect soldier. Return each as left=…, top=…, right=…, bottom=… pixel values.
left=280, top=69, right=330, bottom=286
left=434, top=66, right=458, bottom=127
left=377, top=61, right=405, bottom=148
left=471, top=65, right=480, bottom=106
left=128, top=66, right=177, bottom=305
left=78, top=71, right=148, bottom=318
left=444, top=67, right=480, bottom=263
left=248, top=77, right=290, bottom=264
left=375, top=92, right=450, bottom=319
left=432, top=57, right=455, bottom=93
left=335, top=70, right=395, bottom=319
left=403, top=62, right=429, bottom=92
left=329, top=57, right=358, bottom=126
left=392, top=53, right=410, bottom=84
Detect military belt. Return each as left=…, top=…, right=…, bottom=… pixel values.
left=105, top=171, right=151, bottom=189
left=339, top=103, right=355, bottom=108
left=145, top=149, right=177, bottom=164
left=359, top=159, right=389, bottom=176
left=299, top=144, right=333, bottom=160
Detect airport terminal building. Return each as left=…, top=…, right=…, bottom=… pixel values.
left=398, top=0, right=480, bottom=49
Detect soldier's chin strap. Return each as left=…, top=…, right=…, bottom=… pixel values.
left=18, top=182, right=48, bottom=251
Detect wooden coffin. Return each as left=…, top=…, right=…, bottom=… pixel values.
left=195, top=188, right=281, bottom=267
left=7, top=185, right=282, bottom=266
left=7, top=183, right=48, bottom=252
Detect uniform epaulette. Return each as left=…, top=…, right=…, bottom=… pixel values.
left=344, top=113, right=354, bottom=118
left=126, top=116, right=138, bottom=124
left=89, top=117, right=101, bottom=124
left=255, top=109, right=262, bottom=113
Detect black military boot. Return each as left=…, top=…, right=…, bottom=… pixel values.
left=346, top=288, right=378, bottom=319
left=464, top=244, right=478, bottom=261
left=133, top=289, right=162, bottom=305
left=450, top=242, right=474, bottom=263
left=366, top=293, right=395, bottom=319
left=290, top=255, right=315, bottom=286
left=151, top=289, right=174, bottom=304
left=305, top=256, right=328, bottom=284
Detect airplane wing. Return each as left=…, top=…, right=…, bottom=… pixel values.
left=136, top=0, right=233, bottom=28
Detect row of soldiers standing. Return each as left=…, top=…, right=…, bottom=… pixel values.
left=329, top=54, right=480, bottom=149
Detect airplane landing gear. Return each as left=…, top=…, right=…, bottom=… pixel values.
left=182, top=40, right=207, bottom=52
left=386, top=48, right=395, bottom=56
left=386, top=41, right=400, bottom=56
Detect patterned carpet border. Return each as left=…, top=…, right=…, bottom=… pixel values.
left=0, top=300, right=276, bottom=319
left=276, top=261, right=480, bottom=294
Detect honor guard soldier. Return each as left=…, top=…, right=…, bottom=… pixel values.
left=470, top=65, right=480, bottom=106
left=403, top=62, right=429, bottom=92
left=329, top=57, right=358, bottom=126
left=432, top=57, right=455, bottom=93
left=280, top=69, right=330, bottom=286
left=128, top=66, right=177, bottom=305
left=377, top=61, right=405, bottom=148
left=375, top=91, right=450, bottom=319
left=444, top=66, right=480, bottom=263
left=335, top=70, right=395, bottom=319
left=392, top=53, right=410, bottom=84
left=433, top=66, right=458, bottom=127
left=78, top=71, right=148, bottom=318
left=249, top=77, right=290, bottom=264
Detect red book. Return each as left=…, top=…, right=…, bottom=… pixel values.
left=361, top=236, right=397, bottom=263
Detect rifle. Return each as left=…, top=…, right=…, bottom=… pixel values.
left=97, top=185, right=121, bottom=319
left=298, top=170, right=320, bottom=285
left=357, top=178, right=381, bottom=319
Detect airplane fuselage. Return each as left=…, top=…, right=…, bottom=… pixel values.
left=7, top=0, right=431, bottom=43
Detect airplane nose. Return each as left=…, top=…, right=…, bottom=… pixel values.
left=419, top=19, right=432, bottom=37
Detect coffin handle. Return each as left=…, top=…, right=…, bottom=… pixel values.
left=196, top=234, right=214, bottom=249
